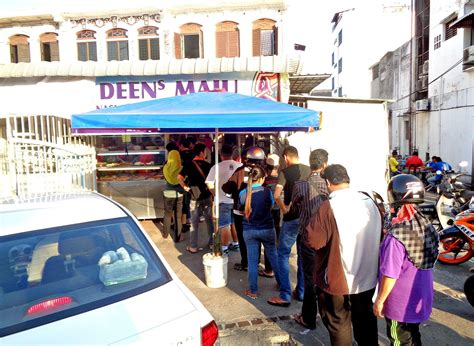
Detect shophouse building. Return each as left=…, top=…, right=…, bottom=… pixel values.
left=330, top=1, right=411, bottom=98
left=371, top=0, right=474, bottom=178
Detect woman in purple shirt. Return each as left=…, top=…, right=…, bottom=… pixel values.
left=374, top=174, right=438, bottom=345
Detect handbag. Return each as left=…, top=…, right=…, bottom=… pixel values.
left=190, top=160, right=206, bottom=200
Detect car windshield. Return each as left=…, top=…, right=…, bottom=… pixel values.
left=0, top=216, right=171, bottom=337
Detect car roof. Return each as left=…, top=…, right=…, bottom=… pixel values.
left=0, top=192, right=128, bottom=236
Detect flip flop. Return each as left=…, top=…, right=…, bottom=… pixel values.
left=186, top=246, right=199, bottom=254
left=233, top=263, right=247, bottom=271
left=267, top=296, right=290, bottom=307
left=244, top=290, right=257, bottom=300
left=293, top=314, right=316, bottom=330
left=258, top=268, right=275, bottom=278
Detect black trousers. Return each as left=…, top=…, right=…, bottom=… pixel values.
left=385, top=318, right=421, bottom=346
left=300, top=242, right=317, bottom=329
left=234, top=214, right=247, bottom=268
left=317, top=287, right=378, bottom=346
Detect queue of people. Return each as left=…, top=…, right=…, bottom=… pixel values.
left=163, top=140, right=438, bottom=345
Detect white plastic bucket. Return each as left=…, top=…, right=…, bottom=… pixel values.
left=202, top=253, right=228, bottom=288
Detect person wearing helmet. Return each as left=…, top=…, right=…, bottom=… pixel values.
left=374, top=174, right=439, bottom=345
left=222, top=146, right=266, bottom=271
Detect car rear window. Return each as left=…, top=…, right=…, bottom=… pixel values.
left=0, top=217, right=171, bottom=337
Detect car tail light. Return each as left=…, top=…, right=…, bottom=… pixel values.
left=201, top=320, right=218, bottom=346
left=27, top=296, right=73, bottom=315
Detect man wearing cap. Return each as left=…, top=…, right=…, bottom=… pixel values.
left=305, top=164, right=380, bottom=345
left=205, top=144, right=242, bottom=254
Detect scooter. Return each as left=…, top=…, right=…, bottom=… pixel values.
left=438, top=203, right=474, bottom=265
left=419, top=161, right=472, bottom=230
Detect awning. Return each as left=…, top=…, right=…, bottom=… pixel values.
left=0, top=55, right=302, bottom=78
left=290, top=74, right=330, bottom=94
left=450, top=10, right=474, bottom=29
left=71, top=92, right=320, bottom=134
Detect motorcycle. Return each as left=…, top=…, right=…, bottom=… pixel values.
left=438, top=205, right=474, bottom=265
left=419, top=161, right=472, bottom=231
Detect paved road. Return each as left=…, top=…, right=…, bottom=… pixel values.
left=143, top=220, right=474, bottom=345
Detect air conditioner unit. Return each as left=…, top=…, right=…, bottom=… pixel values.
left=421, top=75, right=429, bottom=89
left=415, top=99, right=430, bottom=111
left=416, top=79, right=423, bottom=91
left=463, top=45, right=474, bottom=65
left=422, top=60, right=429, bottom=74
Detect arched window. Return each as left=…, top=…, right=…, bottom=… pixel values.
left=252, top=19, right=278, bottom=56
left=216, top=21, right=239, bottom=58
left=174, top=23, right=203, bottom=59
left=9, top=35, right=30, bottom=63
left=138, top=26, right=159, bottom=60
left=106, top=28, right=129, bottom=61
left=77, top=30, right=97, bottom=61
left=40, top=32, right=60, bottom=62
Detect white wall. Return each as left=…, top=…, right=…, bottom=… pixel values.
left=288, top=100, right=389, bottom=198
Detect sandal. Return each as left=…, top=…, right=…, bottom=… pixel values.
left=174, top=233, right=185, bottom=243
left=233, top=263, right=248, bottom=271
left=244, top=290, right=257, bottom=300
left=258, top=268, right=275, bottom=278
left=293, top=314, right=316, bottom=330
left=267, top=296, right=290, bottom=307
left=186, top=246, right=199, bottom=254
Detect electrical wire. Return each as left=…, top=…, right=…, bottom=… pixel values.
left=392, top=57, right=464, bottom=103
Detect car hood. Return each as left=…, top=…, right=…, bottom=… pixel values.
left=3, top=280, right=210, bottom=345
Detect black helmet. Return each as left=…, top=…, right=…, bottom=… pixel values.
left=246, top=146, right=265, bottom=162
left=387, top=174, right=425, bottom=206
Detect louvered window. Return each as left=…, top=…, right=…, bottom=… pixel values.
left=175, top=23, right=203, bottom=59
left=9, top=35, right=31, bottom=63
left=216, top=21, right=240, bottom=58
left=40, top=33, right=60, bottom=62
left=252, top=19, right=277, bottom=56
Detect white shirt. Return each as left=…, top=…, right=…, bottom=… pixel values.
left=205, top=159, right=242, bottom=205
left=329, top=187, right=381, bottom=294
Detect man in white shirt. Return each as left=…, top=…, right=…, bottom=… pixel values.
left=206, top=144, right=242, bottom=254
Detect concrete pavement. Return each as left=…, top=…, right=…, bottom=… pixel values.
left=142, top=220, right=474, bottom=345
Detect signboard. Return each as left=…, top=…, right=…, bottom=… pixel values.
left=95, top=72, right=286, bottom=109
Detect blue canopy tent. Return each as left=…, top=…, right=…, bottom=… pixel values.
left=71, top=92, right=320, bottom=134
left=71, top=92, right=320, bottom=244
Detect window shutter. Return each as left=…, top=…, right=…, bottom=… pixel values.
left=228, top=31, right=239, bottom=57
left=50, top=41, right=60, bottom=61
left=252, top=29, right=261, bottom=56
left=200, top=31, right=204, bottom=58
left=273, top=27, right=278, bottom=55
left=174, top=32, right=182, bottom=59
left=216, top=31, right=226, bottom=58
left=18, top=44, right=31, bottom=62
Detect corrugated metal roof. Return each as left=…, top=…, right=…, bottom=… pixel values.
left=289, top=74, right=330, bottom=94
left=0, top=56, right=302, bottom=78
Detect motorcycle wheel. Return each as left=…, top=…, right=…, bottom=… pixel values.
left=438, top=232, right=473, bottom=265
left=464, top=275, right=474, bottom=307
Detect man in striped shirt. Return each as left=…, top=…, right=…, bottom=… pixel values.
left=291, top=149, right=329, bottom=330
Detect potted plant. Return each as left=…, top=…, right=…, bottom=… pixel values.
left=202, top=214, right=228, bottom=288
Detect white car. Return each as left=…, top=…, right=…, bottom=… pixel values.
left=0, top=192, right=218, bottom=345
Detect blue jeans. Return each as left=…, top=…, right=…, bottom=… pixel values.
left=243, top=227, right=280, bottom=294
left=278, top=218, right=304, bottom=301
left=189, top=197, right=214, bottom=248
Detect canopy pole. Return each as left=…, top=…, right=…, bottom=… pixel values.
left=212, top=128, right=221, bottom=257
